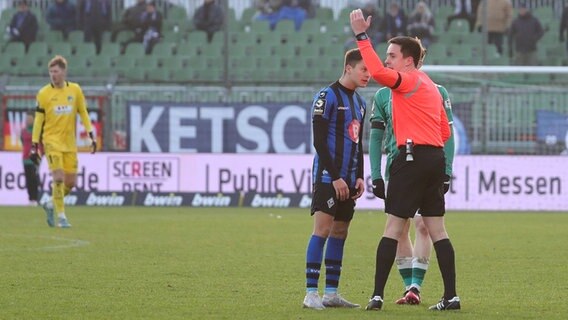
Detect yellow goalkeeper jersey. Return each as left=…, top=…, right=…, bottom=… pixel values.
left=32, top=81, right=93, bottom=153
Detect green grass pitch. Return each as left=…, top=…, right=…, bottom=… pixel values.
left=1, top=207, right=567, bottom=319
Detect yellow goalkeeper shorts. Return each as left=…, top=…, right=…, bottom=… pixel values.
left=46, top=151, right=78, bottom=174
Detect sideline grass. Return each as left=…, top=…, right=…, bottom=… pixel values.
left=1, top=207, right=567, bottom=319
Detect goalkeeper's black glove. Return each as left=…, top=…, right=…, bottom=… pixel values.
left=443, top=174, right=451, bottom=194
left=29, top=143, right=41, bottom=166
left=372, top=179, right=385, bottom=199
left=89, top=132, right=97, bottom=154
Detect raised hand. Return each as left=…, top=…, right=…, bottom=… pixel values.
left=350, top=9, right=372, bottom=35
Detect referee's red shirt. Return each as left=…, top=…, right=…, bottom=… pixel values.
left=357, top=39, right=451, bottom=148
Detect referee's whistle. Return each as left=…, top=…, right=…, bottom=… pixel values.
left=406, top=138, right=414, bottom=162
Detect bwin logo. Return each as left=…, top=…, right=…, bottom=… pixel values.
left=191, top=193, right=231, bottom=207
left=251, top=194, right=291, bottom=208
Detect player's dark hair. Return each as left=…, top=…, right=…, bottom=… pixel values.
left=388, top=36, right=424, bottom=68
left=48, top=55, right=67, bottom=70
left=344, top=48, right=363, bottom=68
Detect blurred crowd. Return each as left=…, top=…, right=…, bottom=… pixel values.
left=3, top=0, right=567, bottom=66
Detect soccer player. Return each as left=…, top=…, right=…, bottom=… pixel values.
left=303, top=48, right=369, bottom=310
left=30, top=55, right=97, bottom=228
left=369, top=50, right=455, bottom=305
left=350, top=9, right=460, bottom=311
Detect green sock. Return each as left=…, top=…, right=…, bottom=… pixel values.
left=411, top=257, right=429, bottom=292
left=396, top=257, right=413, bottom=291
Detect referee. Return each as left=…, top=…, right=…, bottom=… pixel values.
left=349, top=9, right=460, bottom=311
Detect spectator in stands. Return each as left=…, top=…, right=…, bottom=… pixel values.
left=122, top=1, right=162, bottom=54
left=46, top=0, right=76, bottom=40
left=407, top=1, right=435, bottom=48
left=344, top=2, right=382, bottom=50
left=254, top=0, right=307, bottom=31
left=381, top=2, right=407, bottom=41
left=509, top=2, right=543, bottom=66
left=475, top=0, right=513, bottom=57
left=193, top=0, right=225, bottom=43
left=445, top=0, right=480, bottom=33
left=111, top=0, right=146, bottom=42
left=297, top=0, right=316, bottom=19
left=7, top=0, right=38, bottom=52
left=78, top=0, right=112, bottom=54
left=559, top=5, right=568, bottom=53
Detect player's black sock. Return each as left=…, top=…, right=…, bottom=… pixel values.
left=433, top=238, right=457, bottom=299
left=372, top=237, right=398, bottom=298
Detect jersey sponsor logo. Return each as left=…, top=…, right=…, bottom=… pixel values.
left=348, top=120, right=361, bottom=143
left=54, top=105, right=72, bottom=115
left=444, top=99, right=452, bottom=110
left=68, top=96, right=74, bottom=102
left=313, top=98, right=326, bottom=116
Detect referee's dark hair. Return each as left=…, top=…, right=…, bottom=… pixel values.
left=343, top=48, right=363, bottom=73
left=388, top=36, right=425, bottom=68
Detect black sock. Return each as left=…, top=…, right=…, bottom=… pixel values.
left=372, top=237, right=398, bottom=298
left=433, top=238, right=457, bottom=299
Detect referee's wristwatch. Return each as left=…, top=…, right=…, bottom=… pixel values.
left=355, top=32, right=369, bottom=41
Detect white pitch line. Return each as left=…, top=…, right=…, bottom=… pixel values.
left=0, top=234, right=90, bottom=252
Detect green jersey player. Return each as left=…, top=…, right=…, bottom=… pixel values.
left=368, top=83, right=455, bottom=305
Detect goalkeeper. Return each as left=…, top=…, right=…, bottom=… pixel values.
left=31, top=55, right=97, bottom=228
left=368, top=51, right=455, bottom=305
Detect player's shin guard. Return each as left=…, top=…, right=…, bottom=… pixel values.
left=433, top=239, right=457, bottom=299
left=324, top=237, right=345, bottom=294
left=306, top=235, right=326, bottom=292
left=52, top=181, right=65, bottom=214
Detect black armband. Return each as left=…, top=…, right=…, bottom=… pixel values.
left=355, top=32, right=369, bottom=41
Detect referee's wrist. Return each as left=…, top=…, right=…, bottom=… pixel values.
left=355, top=32, right=369, bottom=41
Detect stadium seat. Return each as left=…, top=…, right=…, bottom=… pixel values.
left=123, top=43, right=146, bottom=57
left=146, top=67, right=171, bottom=82
left=99, top=43, right=120, bottom=57
left=123, top=68, right=146, bottom=82
left=187, top=31, right=208, bottom=44
left=3, top=42, right=25, bottom=56
left=170, top=68, right=192, bottom=82
left=152, top=42, right=175, bottom=56
left=27, top=42, right=49, bottom=56
left=135, top=56, right=159, bottom=69
left=74, top=43, right=97, bottom=56
left=68, top=30, right=84, bottom=43
left=50, top=42, right=73, bottom=57
left=315, top=7, right=334, bottom=21
left=43, top=30, right=64, bottom=43
left=241, top=7, right=258, bottom=25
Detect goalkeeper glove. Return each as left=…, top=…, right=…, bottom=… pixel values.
left=372, top=178, right=385, bottom=199
left=30, top=143, right=41, bottom=166
left=443, top=174, right=451, bottom=194
left=89, top=132, right=97, bottom=154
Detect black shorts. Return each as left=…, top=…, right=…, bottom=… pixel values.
left=310, top=183, right=356, bottom=222
left=385, top=146, right=445, bottom=218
